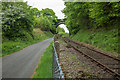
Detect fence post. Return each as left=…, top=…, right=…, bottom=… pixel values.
left=54, top=41, right=60, bottom=59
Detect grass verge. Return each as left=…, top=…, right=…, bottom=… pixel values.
left=32, top=42, right=53, bottom=78
left=71, top=29, right=118, bottom=57
left=2, top=28, right=53, bottom=57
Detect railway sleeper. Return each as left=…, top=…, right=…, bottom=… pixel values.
left=64, top=39, right=120, bottom=78
left=101, top=62, right=119, bottom=65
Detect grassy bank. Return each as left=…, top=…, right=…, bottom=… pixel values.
left=33, top=42, right=53, bottom=78
left=59, top=32, right=69, bottom=37
left=71, top=28, right=118, bottom=57
left=2, top=28, right=53, bottom=57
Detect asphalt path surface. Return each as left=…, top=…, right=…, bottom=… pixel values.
left=2, top=38, right=53, bottom=78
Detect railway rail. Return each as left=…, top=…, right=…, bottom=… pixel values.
left=63, top=37, right=120, bottom=79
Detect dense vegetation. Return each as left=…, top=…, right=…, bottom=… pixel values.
left=2, top=2, right=34, bottom=40
left=2, top=28, right=53, bottom=56
left=32, top=8, right=58, bottom=34
left=33, top=42, right=53, bottom=78
left=72, top=29, right=118, bottom=57
left=62, top=2, right=119, bottom=55
left=2, top=2, right=57, bottom=41
left=56, top=26, right=69, bottom=37
left=2, top=1, right=59, bottom=56
left=62, top=2, right=119, bottom=35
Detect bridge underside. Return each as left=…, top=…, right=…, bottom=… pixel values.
left=56, top=22, right=65, bottom=28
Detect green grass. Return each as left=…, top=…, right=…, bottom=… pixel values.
left=58, top=32, right=69, bottom=37
left=71, top=29, right=118, bottom=56
left=33, top=42, right=53, bottom=78
left=2, top=28, right=53, bottom=57
left=72, top=55, right=76, bottom=59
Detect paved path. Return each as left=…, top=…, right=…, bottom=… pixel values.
left=2, top=38, right=53, bottom=78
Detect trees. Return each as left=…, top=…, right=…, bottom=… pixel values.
left=62, top=2, right=120, bottom=35
left=56, top=26, right=65, bottom=34
left=88, top=2, right=120, bottom=28
left=30, top=8, right=40, bottom=17
left=62, top=2, right=90, bottom=35
left=33, top=8, right=58, bottom=34
left=40, top=8, right=57, bottom=19
left=2, top=1, right=58, bottom=41
left=56, top=26, right=66, bottom=37
left=2, top=2, right=34, bottom=40
left=40, top=8, right=58, bottom=34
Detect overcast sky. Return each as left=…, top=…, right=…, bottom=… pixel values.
left=24, top=0, right=69, bottom=33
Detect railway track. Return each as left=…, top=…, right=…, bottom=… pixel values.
left=63, top=37, right=120, bottom=79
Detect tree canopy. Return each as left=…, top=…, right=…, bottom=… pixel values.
left=2, top=2, right=34, bottom=39
left=33, top=8, right=58, bottom=34
left=2, top=1, right=58, bottom=41
left=62, top=2, right=120, bottom=35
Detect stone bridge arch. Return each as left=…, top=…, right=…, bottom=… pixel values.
left=56, top=22, right=65, bottom=28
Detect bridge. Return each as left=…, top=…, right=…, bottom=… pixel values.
left=56, top=22, right=65, bottom=28
left=56, top=19, right=66, bottom=28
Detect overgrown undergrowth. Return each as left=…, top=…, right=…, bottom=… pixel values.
left=71, top=28, right=118, bottom=57
left=2, top=28, right=53, bottom=57
left=33, top=42, right=53, bottom=78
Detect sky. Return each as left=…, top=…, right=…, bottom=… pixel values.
left=24, top=0, right=69, bottom=33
